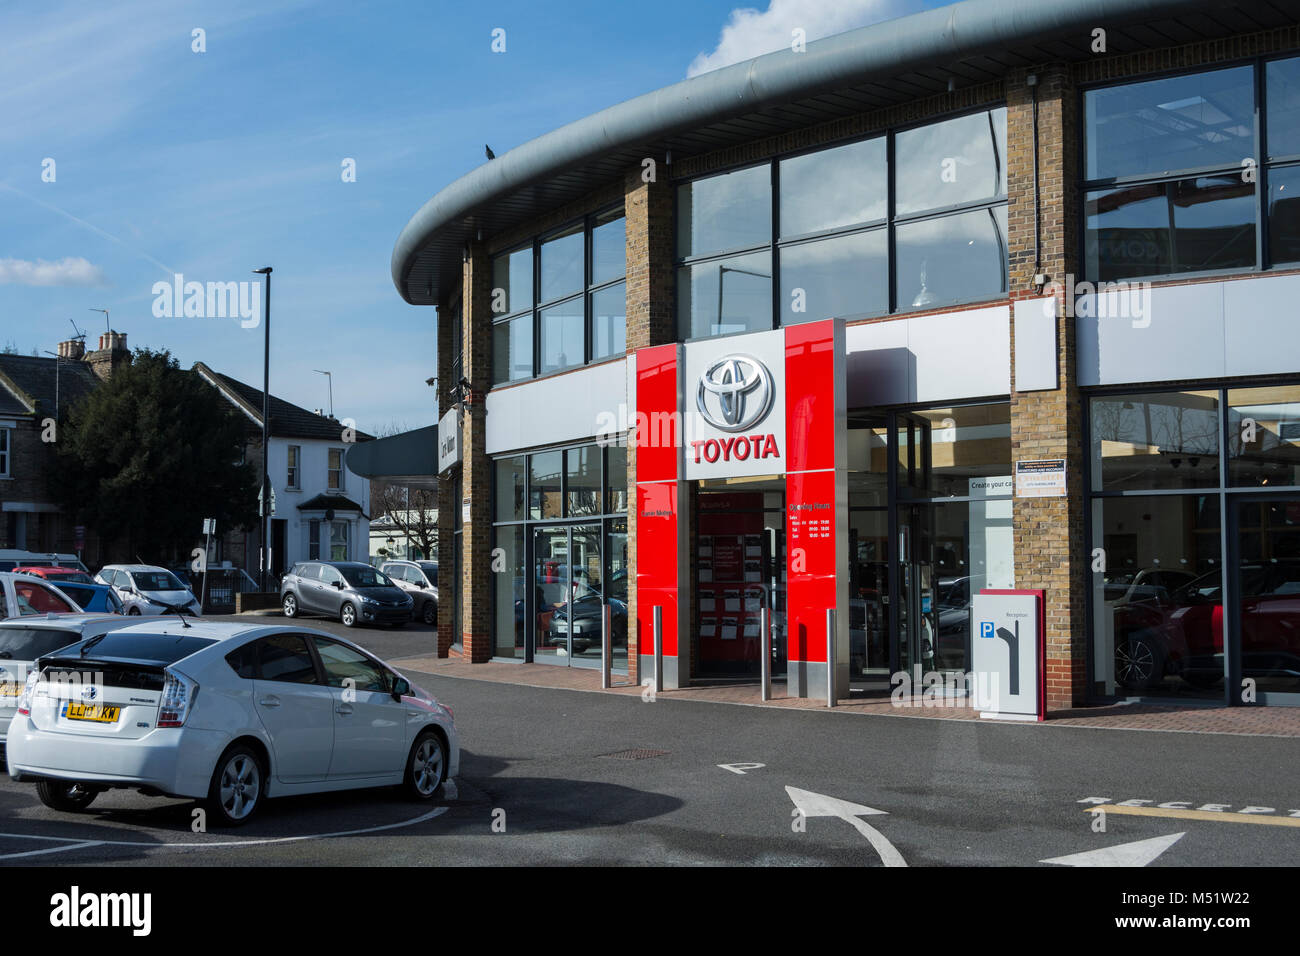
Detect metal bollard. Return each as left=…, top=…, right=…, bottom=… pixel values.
left=826, top=607, right=836, bottom=708
left=760, top=606, right=771, bottom=702
left=601, top=602, right=612, bottom=689
left=653, top=605, right=664, bottom=693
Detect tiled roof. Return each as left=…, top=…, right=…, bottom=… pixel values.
left=194, top=363, right=375, bottom=443
left=0, top=353, right=100, bottom=417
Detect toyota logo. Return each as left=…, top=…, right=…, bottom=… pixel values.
left=81, top=685, right=98, bottom=701
left=697, top=355, right=774, bottom=432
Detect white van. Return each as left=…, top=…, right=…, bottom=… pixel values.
left=0, top=551, right=89, bottom=574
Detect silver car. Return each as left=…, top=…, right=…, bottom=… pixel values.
left=280, top=561, right=413, bottom=628
left=381, top=560, right=439, bottom=626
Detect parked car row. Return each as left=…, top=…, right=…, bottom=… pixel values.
left=1, top=613, right=458, bottom=826
left=281, top=561, right=415, bottom=628
left=0, top=560, right=205, bottom=623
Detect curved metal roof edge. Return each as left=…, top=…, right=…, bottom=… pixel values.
left=391, top=0, right=1208, bottom=303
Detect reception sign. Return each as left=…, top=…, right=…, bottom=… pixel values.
left=971, top=589, right=1045, bottom=721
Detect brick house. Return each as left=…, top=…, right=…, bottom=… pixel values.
left=0, top=332, right=130, bottom=566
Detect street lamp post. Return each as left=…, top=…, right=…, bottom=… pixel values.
left=253, top=267, right=273, bottom=591
left=313, top=369, right=333, bottom=418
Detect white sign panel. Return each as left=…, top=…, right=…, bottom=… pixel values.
left=438, top=406, right=462, bottom=473
left=970, top=592, right=1043, bottom=720
left=682, top=329, right=786, bottom=480
left=1015, top=459, right=1066, bottom=498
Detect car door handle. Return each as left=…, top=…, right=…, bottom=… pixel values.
left=406, top=711, right=422, bottom=718
left=258, top=697, right=280, bottom=707
left=336, top=703, right=354, bottom=715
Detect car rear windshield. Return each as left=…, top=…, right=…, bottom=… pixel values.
left=56, top=584, right=97, bottom=608
left=340, top=566, right=393, bottom=588
left=53, top=633, right=216, bottom=665
left=0, top=627, right=82, bottom=662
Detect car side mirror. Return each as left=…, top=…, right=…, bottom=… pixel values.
left=391, top=677, right=410, bottom=701
left=333, top=580, right=344, bottom=589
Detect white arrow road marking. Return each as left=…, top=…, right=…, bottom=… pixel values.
left=785, top=786, right=906, bottom=867
left=718, top=762, right=765, bottom=775
left=1040, top=832, right=1186, bottom=867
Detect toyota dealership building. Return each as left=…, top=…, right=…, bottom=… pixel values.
left=387, top=0, right=1300, bottom=709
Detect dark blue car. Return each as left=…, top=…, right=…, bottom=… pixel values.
left=53, top=582, right=124, bottom=615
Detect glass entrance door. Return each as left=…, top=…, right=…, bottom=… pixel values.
left=1232, top=495, right=1300, bottom=701
left=532, top=524, right=603, bottom=667
left=896, top=503, right=939, bottom=676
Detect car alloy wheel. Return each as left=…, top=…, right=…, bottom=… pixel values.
left=1116, top=637, right=1157, bottom=689
left=405, top=732, right=446, bottom=799
left=341, top=602, right=357, bottom=627
left=283, top=593, right=297, bottom=618
left=422, top=601, right=436, bottom=625
left=208, top=746, right=263, bottom=825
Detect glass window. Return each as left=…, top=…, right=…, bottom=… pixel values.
left=495, top=456, right=526, bottom=522
left=312, top=639, right=389, bottom=692
left=592, top=211, right=626, bottom=285
left=287, top=445, right=299, bottom=488
left=677, top=164, right=771, bottom=258
left=529, top=451, right=562, bottom=520
left=257, top=634, right=319, bottom=684
left=898, top=404, right=1012, bottom=499
left=1091, top=391, right=1220, bottom=491
left=566, top=446, right=601, bottom=517
left=1268, top=57, right=1300, bottom=158
left=0, top=428, right=8, bottom=477
left=1084, top=67, right=1255, bottom=180
left=1084, top=175, right=1255, bottom=281
left=319, top=565, right=342, bottom=586
left=330, top=522, right=348, bottom=561
left=328, top=448, right=344, bottom=490
left=540, top=224, right=584, bottom=303
left=848, top=414, right=889, bottom=507
left=0, top=627, right=79, bottom=661
left=309, top=521, right=320, bottom=560
left=14, top=581, right=75, bottom=615
left=1228, top=385, right=1300, bottom=487
left=895, top=206, right=1007, bottom=309
left=606, top=442, right=627, bottom=514
left=591, top=282, right=626, bottom=361
left=1090, top=494, right=1222, bottom=698
left=895, top=108, right=1007, bottom=217
left=779, top=137, right=886, bottom=237
left=491, top=246, right=532, bottom=317
left=780, top=229, right=887, bottom=324
left=492, top=314, right=533, bottom=385
left=1267, top=164, right=1300, bottom=264
left=225, top=642, right=259, bottom=680
left=539, top=299, right=584, bottom=374
left=493, top=526, right=525, bottom=660
left=677, top=250, right=772, bottom=340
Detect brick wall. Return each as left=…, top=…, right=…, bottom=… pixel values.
left=461, top=242, right=494, bottom=661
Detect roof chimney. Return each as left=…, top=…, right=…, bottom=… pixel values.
left=57, top=338, right=85, bottom=361
left=86, top=330, right=130, bottom=381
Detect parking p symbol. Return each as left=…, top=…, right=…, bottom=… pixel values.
left=980, top=622, right=994, bottom=639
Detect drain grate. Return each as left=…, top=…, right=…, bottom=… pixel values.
left=598, top=748, right=670, bottom=760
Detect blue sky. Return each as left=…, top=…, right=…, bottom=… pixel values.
left=0, top=0, right=936, bottom=433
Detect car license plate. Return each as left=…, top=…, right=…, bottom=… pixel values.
left=62, top=702, right=120, bottom=723
left=0, top=682, right=21, bottom=698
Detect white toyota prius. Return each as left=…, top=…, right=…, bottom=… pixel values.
left=5, top=620, right=458, bottom=826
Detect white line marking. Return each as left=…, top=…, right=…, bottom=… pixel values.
left=785, top=785, right=906, bottom=867
left=1040, top=832, right=1186, bottom=867
left=0, top=841, right=103, bottom=860
left=0, top=780, right=458, bottom=856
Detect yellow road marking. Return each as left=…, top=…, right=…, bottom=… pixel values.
left=1087, top=805, right=1300, bottom=827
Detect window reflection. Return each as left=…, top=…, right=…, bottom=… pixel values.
left=1228, top=385, right=1300, bottom=487
left=677, top=251, right=772, bottom=339
left=895, top=206, right=1007, bottom=309
left=780, top=138, right=886, bottom=237
left=1090, top=391, right=1220, bottom=491
left=677, top=165, right=771, bottom=258
left=780, top=229, right=887, bottom=324
left=894, top=108, right=1007, bottom=216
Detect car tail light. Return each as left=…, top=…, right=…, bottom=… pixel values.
left=157, top=668, right=198, bottom=727
left=16, top=669, right=39, bottom=716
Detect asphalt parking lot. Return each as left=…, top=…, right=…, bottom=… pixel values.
left=3, top=652, right=1300, bottom=867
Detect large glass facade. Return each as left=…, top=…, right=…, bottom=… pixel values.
left=1082, top=56, right=1300, bottom=281
left=490, top=207, right=627, bottom=386
left=1089, top=384, right=1300, bottom=704
left=675, top=106, right=1009, bottom=341
left=492, top=440, right=629, bottom=670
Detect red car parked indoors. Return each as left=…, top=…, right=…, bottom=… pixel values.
left=1110, top=563, right=1300, bottom=691
left=13, top=567, right=95, bottom=587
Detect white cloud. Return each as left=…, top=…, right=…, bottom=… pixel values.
left=0, top=256, right=107, bottom=287
left=687, top=0, right=909, bottom=77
